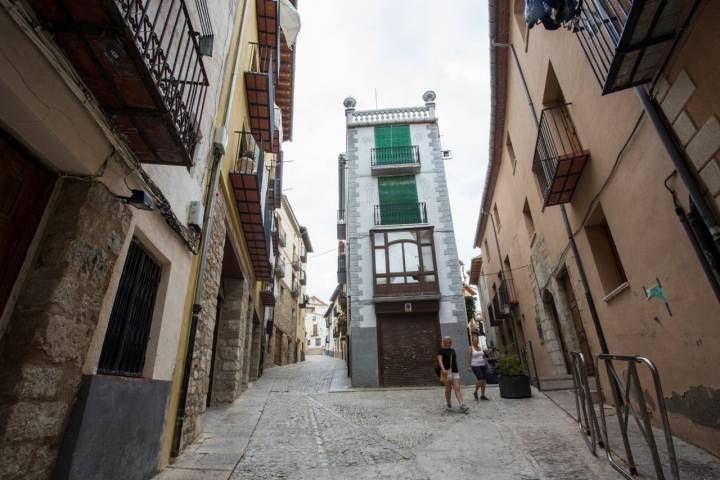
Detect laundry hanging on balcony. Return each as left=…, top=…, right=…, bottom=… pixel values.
left=525, top=0, right=582, bottom=30
left=279, top=0, right=301, bottom=49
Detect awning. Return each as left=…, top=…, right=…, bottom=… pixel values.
left=279, top=0, right=301, bottom=49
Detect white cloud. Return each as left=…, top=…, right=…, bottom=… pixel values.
left=283, top=0, right=490, bottom=299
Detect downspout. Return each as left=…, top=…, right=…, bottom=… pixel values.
left=492, top=41, right=610, bottom=354
left=172, top=0, right=250, bottom=456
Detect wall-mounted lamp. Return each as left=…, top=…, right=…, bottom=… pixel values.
left=117, top=190, right=154, bottom=211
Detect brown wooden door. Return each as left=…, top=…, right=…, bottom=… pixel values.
left=377, top=312, right=440, bottom=387
left=0, top=131, right=55, bottom=316
left=274, top=330, right=282, bottom=365
left=561, top=273, right=594, bottom=375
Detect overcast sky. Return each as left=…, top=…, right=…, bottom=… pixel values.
left=282, top=1, right=490, bottom=302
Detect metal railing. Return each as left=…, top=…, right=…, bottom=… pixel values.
left=520, top=341, right=540, bottom=390
left=532, top=104, right=585, bottom=201
left=118, top=0, right=210, bottom=157
left=371, top=146, right=420, bottom=166
left=337, top=210, right=346, bottom=240
left=499, top=277, right=518, bottom=306
left=274, top=260, right=285, bottom=279
left=247, top=42, right=276, bottom=77
left=596, top=354, right=679, bottom=480
left=570, top=351, right=603, bottom=456
left=292, top=256, right=301, bottom=271
left=300, top=270, right=306, bottom=285
left=570, top=352, right=680, bottom=479
left=337, top=253, right=347, bottom=284
left=374, top=202, right=427, bottom=226
left=234, top=130, right=262, bottom=170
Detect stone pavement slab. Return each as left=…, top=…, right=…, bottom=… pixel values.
left=156, top=356, right=629, bottom=479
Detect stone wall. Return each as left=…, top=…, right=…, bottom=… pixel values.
left=180, top=194, right=227, bottom=450
left=240, top=299, right=254, bottom=390
left=248, top=319, right=262, bottom=381
left=0, top=180, right=131, bottom=479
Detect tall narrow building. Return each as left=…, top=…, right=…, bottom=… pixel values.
left=339, top=92, right=471, bottom=387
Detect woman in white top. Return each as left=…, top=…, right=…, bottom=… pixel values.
left=466, top=335, right=490, bottom=400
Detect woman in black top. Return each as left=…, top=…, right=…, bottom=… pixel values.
left=437, top=336, right=468, bottom=413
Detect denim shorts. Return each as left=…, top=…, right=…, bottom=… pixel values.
left=472, top=365, right=488, bottom=380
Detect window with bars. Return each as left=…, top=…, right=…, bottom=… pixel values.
left=98, top=240, right=162, bottom=376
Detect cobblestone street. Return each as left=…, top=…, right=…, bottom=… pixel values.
left=157, top=356, right=621, bottom=480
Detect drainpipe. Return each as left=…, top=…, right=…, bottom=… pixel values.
left=492, top=41, right=610, bottom=354
left=635, top=87, right=720, bottom=251
left=171, top=0, right=250, bottom=456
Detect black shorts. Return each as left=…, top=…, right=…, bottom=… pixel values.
left=472, top=365, right=488, bottom=380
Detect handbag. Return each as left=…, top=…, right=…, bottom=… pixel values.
left=438, top=351, right=453, bottom=385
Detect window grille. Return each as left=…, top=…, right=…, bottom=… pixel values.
left=98, top=240, right=162, bottom=376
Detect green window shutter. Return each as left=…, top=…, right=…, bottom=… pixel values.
left=374, top=125, right=412, bottom=165
left=378, top=175, right=420, bottom=224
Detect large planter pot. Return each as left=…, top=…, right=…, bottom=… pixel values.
left=499, top=374, right=532, bottom=399
left=485, top=369, right=499, bottom=385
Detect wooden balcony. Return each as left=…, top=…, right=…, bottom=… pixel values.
left=533, top=104, right=589, bottom=207
left=27, top=0, right=211, bottom=167
left=260, top=281, right=275, bottom=306
left=255, top=0, right=296, bottom=140
left=575, top=0, right=688, bottom=95
left=245, top=43, right=279, bottom=154
left=229, top=131, right=272, bottom=279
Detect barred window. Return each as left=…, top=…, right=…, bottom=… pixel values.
left=98, top=241, right=161, bottom=376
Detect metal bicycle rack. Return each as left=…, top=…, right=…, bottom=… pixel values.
left=570, top=351, right=603, bottom=455
left=569, top=353, right=680, bottom=479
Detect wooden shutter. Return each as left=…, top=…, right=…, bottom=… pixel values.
left=374, top=125, right=410, bottom=148
left=378, top=176, right=420, bottom=224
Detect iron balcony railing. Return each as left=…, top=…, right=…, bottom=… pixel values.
left=337, top=253, right=347, bottom=284
left=300, top=270, right=306, bottom=285
left=274, top=260, right=285, bottom=279
left=371, top=146, right=420, bottom=167
left=532, top=104, right=589, bottom=207
left=337, top=209, right=346, bottom=240
left=234, top=130, right=264, bottom=177
left=374, top=202, right=428, bottom=226
left=574, top=1, right=686, bottom=95
left=247, top=42, right=277, bottom=76
left=499, top=278, right=519, bottom=307
left=492, top=294, right=509, bottom=321
left=292, top=255, right=301, bottom=271
left=119, top=0, right=210, bottom=156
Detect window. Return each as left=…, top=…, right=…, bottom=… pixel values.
left=484, top=239, right=491, bottom=261
left=315, top=338, right=321, bottom=346
left=377, top=175, right=421, bottom=224
left=522, top=198, right=535, bottom=243
left=493, top=204, right=501, bottom=231
left=98, top=241, right=162, bottom=376
left=374, top=124, right=414, bottom=165
left=307, top=339, right=311, bottom=345
left=312, top=324, right=318, bottom=336
left=513, top=0, right=528, bottom=45
left=506, top=134, right=517, bottom=175
left=585, top=206, right=628, bottom=295
left=372, top=228, right=438, bottom=295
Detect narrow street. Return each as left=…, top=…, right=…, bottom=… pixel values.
left=157, top=356, right=620, bottom=480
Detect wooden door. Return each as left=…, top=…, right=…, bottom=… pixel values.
left=561, top=273, right=594, bottom=375
left=0, top=131, right=55, bottom=316
left=377, top=312, right=440, bottom=387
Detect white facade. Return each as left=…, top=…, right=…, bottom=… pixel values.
left=304, top=297, right=328, bottom=354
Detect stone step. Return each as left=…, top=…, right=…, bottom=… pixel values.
left=539, top=375, right=574, bottom=391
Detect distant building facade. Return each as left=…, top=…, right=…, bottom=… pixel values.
left=304, top=296, right=328, bottom=355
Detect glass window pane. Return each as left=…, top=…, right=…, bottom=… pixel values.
left=376, top=277, right=386, bottom=285
left=387, top=230, right=415, bottom=243
left=390, top=276, right=405, bottom=284
left=388, top=244, right=404, bottom=273
left=375, top=249, right=386, bottom=274
left=419, top=229, right=433, bottom=245
left=422, top=246, right=434, bottom=271
left=406, top=275, right=419, bottom=284
left=374, top=232, right=385, bottom=246
left=424, top=274, right=436, bottom=283
left=404, top=243, right=419, bottom=271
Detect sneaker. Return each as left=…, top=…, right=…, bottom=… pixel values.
left=473, top=391, right=479, bottom=401
left=459, top=404, right=469, bottom=414
left=480, top=395, right=489, bottom=401
left=446, top=404, right=453, bottom=411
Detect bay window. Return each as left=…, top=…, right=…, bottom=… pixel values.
left=372, top=228, right=439, bottom=295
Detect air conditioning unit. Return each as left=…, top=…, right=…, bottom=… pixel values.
left=441, top=150, right=452, bottom=160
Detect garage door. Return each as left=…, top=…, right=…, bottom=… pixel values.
left=378, top=313, right=440, bottom=387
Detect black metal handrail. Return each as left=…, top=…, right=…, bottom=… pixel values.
left=373, top=202, right=427, bottom=226
left=118, top=0, right=210, bottom=157
left=575, top=0, right=628, bottom=87
left=234, top=130, right=262, bottom=169
left=371, top=146, right=420, bottom=166
left=499, top=278, right=518, bottom=306
left=532, top=104, right=584, bottom=200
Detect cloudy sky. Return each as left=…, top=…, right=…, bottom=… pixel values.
left=283, top=0, right=491, bottom=301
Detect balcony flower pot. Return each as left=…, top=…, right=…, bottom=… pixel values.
left=496, top=354, right=531, bottom=399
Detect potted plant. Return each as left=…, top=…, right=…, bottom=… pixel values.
left=496, top=354, right=532, bottom=399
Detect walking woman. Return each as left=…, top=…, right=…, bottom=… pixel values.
left=437, top=336, right=469, bottom=413
left=467, top=335, right=490, bottom=400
